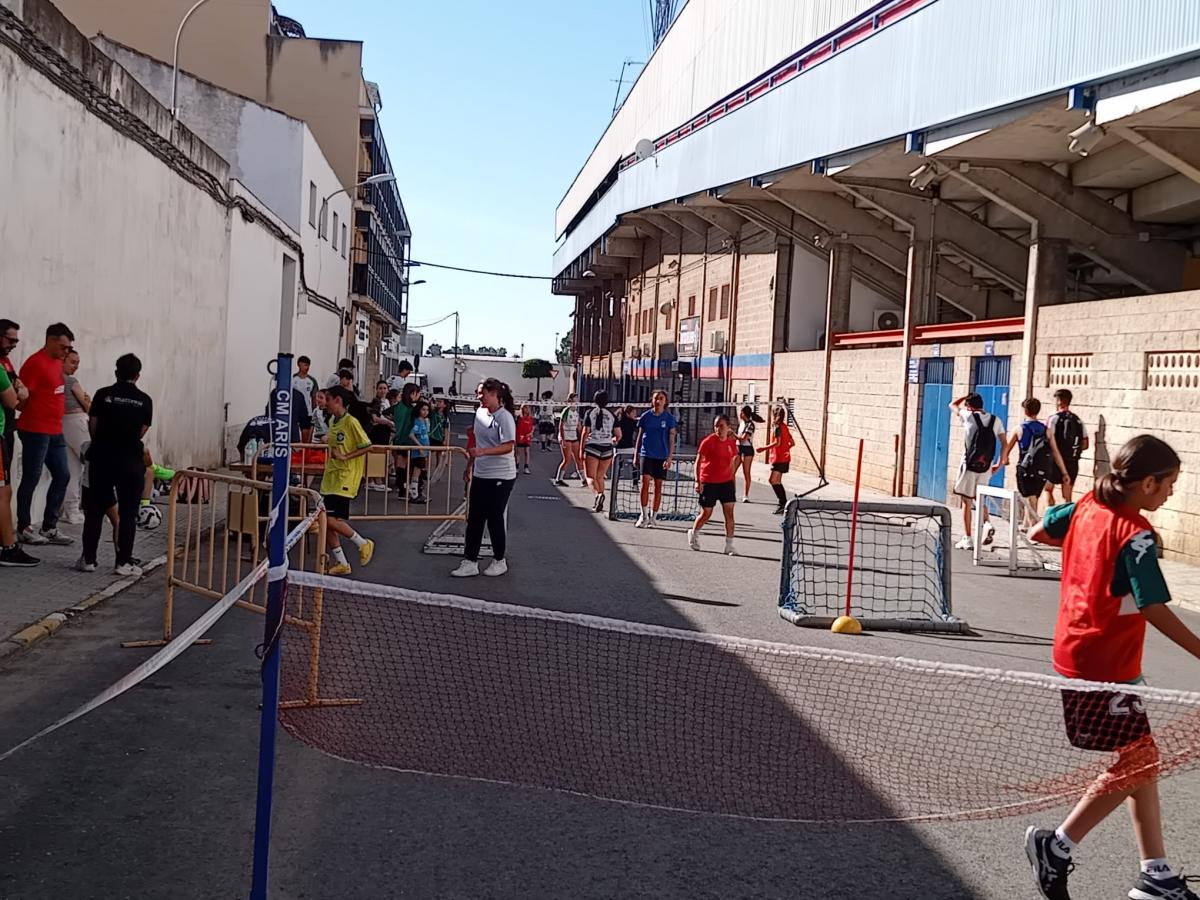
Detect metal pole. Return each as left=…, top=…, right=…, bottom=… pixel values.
left=249, top=352, right=293, bottom=900
left=452, top=312, right=460, bottom=394
left=170, top=0, right=214, bottom=119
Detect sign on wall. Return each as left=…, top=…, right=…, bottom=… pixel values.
left=678, top=316, right=701, bottom=357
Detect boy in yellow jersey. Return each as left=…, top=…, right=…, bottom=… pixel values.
left=321, top=386, right=375, bottom=576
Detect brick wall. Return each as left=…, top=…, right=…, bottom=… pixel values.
left=825, top=347, right=903, bottom=493
left=771, top=351, right=825, bottom=474
left=1035, top=290, right=1200, bottom=561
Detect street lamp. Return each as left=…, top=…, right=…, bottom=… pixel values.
left=171, top=0, right=216, bottom=119
left=324, top=172, right=397, bottom=205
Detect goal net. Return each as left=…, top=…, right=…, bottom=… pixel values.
left=279, top=571, right=1200, bottom=823
left=607, top=449, right=698, bottom=522
left=780, top=498, right=964, bottom=632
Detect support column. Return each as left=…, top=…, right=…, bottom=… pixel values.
left=895, top=239, right=932, bottom=496
left=1020, top=238, right=1069, bottom=400
left=819, top=241, right=854, bottom=470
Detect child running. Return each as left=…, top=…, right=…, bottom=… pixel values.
left=634, top=390, right=678, bottom=528
left=515, top=404, right=535, bottom=475
left=757, top=404, right=795, bottom=514
left=688, top=415, right=740, bottom=555
left=736, top=404, right=763, bottom=502
left=1025, top=435, right=1200, bottom=900
left=555, top=393, right=584, bottom=486
left=579, top=390, right=620, bottom=513
left=320, top=386, right=375, bottom=576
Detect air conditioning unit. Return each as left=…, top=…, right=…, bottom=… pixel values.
left=874, top=308, right=902, bottom=330
left=709, top=331, right=727, bottom=353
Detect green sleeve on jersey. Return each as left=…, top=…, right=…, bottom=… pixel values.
left=1042, top=502, right=1076, bottom=541
left=559, top=408, right=569, bottom=424
left=1116, top=531, right=1170, bottom=608
left=350, top=417, right=373, bottom=450
left=0, top=366, right=9, bottom=393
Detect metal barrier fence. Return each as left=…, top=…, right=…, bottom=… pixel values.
left=248, top=442, right=470, bottom=522
left=123, top=469, right=360, bottom=710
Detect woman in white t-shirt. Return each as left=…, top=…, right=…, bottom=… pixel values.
left=452, top=378, right=517, bottom=578
left=578, top=390, right=621, bottom=514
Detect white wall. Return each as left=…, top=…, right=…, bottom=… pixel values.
left=418, top=357, right=576, bottom=402
left=786, top=244, right=900, bottom=349
left=0, top=40, right=230, bottom=468
left=556, top=0, right=877, bottom=236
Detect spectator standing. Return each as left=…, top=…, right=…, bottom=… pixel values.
left=537, top=390, right=556, bottom=452
left=311, top=389, right=330, bottom=440
left=79, top=353, right=153, bottom=576
left=390, top=383, right=420, bottom=500
left=1047, top=388, right=1089, bottom=505
left=386, top=359, right=415, bottom=393
left=292, top=355, right=319, bottom=441
left=515, top=404, right=535, bottom=475
left=0, top=359, right=38, bottom=566
left=60, top=348, right=92, bottom=524
left=0, top=319, right=23, bottom=493
left=430, top=397, right=449, bottom=446
left=409, top=399, right=432, bottom=503
left=452, top=378, right=517, bottom=578
left=326, top=357, right=355, bottom=389
left=16, top=323, right=75, bottom=546
left=950, top=392, right=1007, bottom=551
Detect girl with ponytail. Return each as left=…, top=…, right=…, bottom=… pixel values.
left=1025, top=435, right=1200, bottom=899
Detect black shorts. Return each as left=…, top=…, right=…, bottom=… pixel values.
left=538, top=422, right=556, bottom=436
left=584, top=445, right=614, bottom=460
left=1048, top=458, right=1081, bottom=486
left=771, top=462, right=790, bottom=474
left=1061, top=687, right=1151, bottom=752
left=323, top=494, right=351, bottom=520
left=642, top=457, right=668, bottom=480
left=699, top=481, right=736, bottom=508
left=738, top=445, right=755, bottom=457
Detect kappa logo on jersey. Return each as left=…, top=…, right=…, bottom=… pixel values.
left=1129, top=530, right=1155, bottom=564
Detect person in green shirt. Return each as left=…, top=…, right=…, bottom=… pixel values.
left=429, top=397, right=448, bottom=446
left=0, top=366, right=37, bottom=565
left=389, top=382, right=420, bottom=499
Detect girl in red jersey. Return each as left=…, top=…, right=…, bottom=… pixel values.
left=757, top=404, right=795, bottom=514
left=1025, top=435, right=1200, bottom=900
left=687, top=415, right=741, bottom=556
left=515, top=404, right=535, bottom=475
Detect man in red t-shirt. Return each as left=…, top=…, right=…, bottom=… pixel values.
left=15, top=322, right=75, bottom=545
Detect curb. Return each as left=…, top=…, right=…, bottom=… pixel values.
left=0, top=554, right=168, bottom=661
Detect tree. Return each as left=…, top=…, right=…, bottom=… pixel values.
left=522, top=358, right=554, bottom=398
left=556, top=328, right=574, bottom=365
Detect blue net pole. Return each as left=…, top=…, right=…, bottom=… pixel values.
left=250, top=352, right=293, bottom=900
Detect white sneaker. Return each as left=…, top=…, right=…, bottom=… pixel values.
left=686, top=528, right=700, bottom=551
left=724, top=539, right=738, bottom=556
left=981, top=521, right=996, bottom=547
left=114, top=563, right=143, bottom=577
left=450, top=560, right=480, bottom=578
left=635, top=512, right=649, bottom=528
left=954, top=535, right=974, bottom=551
left=19, top=527, right=48, bottom=545
left=367, top=482, right=387, bottom=492
left=74, top=556, right=97, bottom=573
left=62, top=511, right=86, bottom=525
left=740, top=496, right=750, bottom=504
left=483, top=559, right=508, bottom=577
left=648, top=512, right=658, bottom=528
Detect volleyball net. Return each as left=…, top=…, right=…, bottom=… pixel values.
left=279, top=571, right=1200, bottom=823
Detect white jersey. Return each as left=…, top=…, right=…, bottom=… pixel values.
left=560, top=407, right=581, bottom=440
left=584, top=408, right=615, bottom=446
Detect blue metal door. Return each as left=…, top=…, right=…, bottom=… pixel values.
left=973, top=356, right=1011, bottom=511
left=917, top=358, right=954, bottom=501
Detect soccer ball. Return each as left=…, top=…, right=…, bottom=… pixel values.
left=137, top=504, right=163, bottom=530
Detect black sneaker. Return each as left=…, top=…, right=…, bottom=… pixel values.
left=1130, top=872, right=1200, bottom=900
left=772, top=504, right=785, bottom=515
left=0, top=544, right=40, bottom=567
left=1025, top=827, right=1073, bottom=899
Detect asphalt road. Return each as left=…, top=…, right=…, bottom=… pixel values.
left=2, top=441, right=1200, bottom=899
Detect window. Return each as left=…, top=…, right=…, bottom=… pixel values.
left=308, top=182, right=317, bottom=227
left=687, top=295, right=696, bottom=317
left=665, top=306, right=673, bottom=330
left=332, top=212, right=339, bottom=250
left=318, top=199, right=329, bottom=240
left=708, top=287, right=718, bottom=322
left=642, top=309, right=651, bottom=333
left=341, top=224, right=347, bottom=258
left=720, top=284, right=731, bottom=319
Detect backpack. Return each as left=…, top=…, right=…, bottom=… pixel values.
left=964, top=413, right=998, bottom=473
left=1054, top=411, right=1084, bottom=462
left=1016, top=421, right=1052, bottom=497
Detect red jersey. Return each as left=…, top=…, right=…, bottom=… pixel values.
left=1055, top=492, right=1155, bottom=683
left=515, top=415, right=535, bottom=445
left=17, top=349, right=65, bottom=435
left=697, top=434, right=738, bottom=484
left=767, top=424, right=794, bottom=464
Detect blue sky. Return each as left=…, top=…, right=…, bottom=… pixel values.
left=278, top=0, right=652, bottom=360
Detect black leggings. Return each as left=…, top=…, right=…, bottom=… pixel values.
left=465, top=476, right=515, bottom=562
left=83, top=455, right=144, bottom=565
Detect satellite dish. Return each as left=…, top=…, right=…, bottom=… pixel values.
left=635, top=138, right=656, bottom=161
left=658, top=300, right=674, bottom=315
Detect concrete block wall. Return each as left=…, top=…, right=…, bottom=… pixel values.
left=728, top=230, right=778, bottom=406
left=1036, top=290, right=1200, bottom=561
left=825, top=348, right=903, bottom=493
left=771, top=351, right=825, bottom=475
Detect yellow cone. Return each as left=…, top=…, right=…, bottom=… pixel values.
left=831, top=615, right=863, bottom=635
